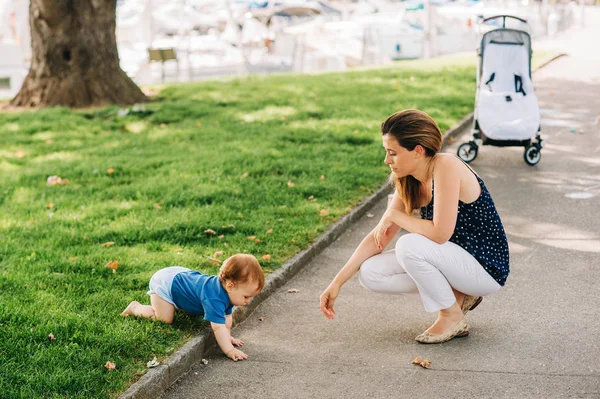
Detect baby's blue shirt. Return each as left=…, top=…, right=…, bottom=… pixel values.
left=170, top=271, right=233, bottom=324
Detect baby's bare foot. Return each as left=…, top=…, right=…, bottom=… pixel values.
left=121, top=301, right=139, bottom=316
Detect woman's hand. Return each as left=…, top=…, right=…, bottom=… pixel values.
left=320, top=283, right=340, bottom=319
left=373, top=210, right=397, bottom=251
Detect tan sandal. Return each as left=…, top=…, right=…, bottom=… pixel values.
left=461, top=295, right=482, bottom=315
left=415, top=318, right=469, bottom=344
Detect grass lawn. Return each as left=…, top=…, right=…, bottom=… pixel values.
left=0, top=57, right=477, bottom=398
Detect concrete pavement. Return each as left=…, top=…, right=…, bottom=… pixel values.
left=160, top=10, right=600, bottom=399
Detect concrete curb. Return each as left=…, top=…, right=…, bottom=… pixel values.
left=118, top=51, right=566, bottom=399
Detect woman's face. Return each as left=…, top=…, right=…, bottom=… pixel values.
left=382, top=134, right=417, bottom=178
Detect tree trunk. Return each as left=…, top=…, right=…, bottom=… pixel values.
left=10, top=0, right=148, bottom=108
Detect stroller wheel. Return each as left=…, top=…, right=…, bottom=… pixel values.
left=524, top=144, right=541, bottom=166
left=457, top=142, right=478, bottom=163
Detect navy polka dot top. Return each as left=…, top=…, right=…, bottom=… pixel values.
left=420, top=174, right=510, bottom=286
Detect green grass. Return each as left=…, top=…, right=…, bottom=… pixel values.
left=0, top=57, right=475, bottom=398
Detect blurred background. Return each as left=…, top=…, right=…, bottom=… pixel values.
left=0, top=0, right=590, bottom=98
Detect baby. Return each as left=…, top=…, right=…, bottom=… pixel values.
left=122, top=254, right=265, bottom=361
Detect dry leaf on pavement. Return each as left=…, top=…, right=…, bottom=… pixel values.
left=412, top=357, right=431, bottom=369
left=147, top=357, right=160, bottom=368
left=258, top=317, right=264, bottom=321
left=287, top=288, right=299, bottom=293
left=201, top=359, right=209, bottom=365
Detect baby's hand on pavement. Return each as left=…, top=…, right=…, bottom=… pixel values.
left=226, top=348, right=248, bottom=362
left=231, top=336, right=244, bottom=347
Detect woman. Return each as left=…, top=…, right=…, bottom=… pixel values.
left=319, top=109, right=509, bottom=344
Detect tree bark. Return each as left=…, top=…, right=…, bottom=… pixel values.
left=10, top=0, right=148, bottom=108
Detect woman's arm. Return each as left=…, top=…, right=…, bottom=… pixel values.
left=384, top=157, right=461, bottom=244
left=319, top=191, right=404, bottom=319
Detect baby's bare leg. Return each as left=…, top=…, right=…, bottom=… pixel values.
left=122, top=294, right=175, bottom=324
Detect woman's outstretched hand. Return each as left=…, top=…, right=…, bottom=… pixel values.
left=320, top=283, right=340, bottom=319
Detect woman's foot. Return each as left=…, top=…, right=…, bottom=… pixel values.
left=461, top=295, right=483, bottom=315
left=415, top=318, right=469, bottom=344
left=121, top=301, right=140, bottom=317
left=425, top=304, right=464, bottom=335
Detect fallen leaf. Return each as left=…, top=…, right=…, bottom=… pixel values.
left=105, top=260, right=119, bottom=274
left=147, top=357, right=160, bottom=368
left=69, top=257, right=77, bottom=261
left=46, top=203, right=54, bottom=209
left=16, top=151, right=25, bottom=158
left=218, top=235, right=225, bottom=239
left=107, top=168, right=115, bottom=174
left=47, top=176, right=68, bottom=186
left=204, top=229, right=217, bottom=236
left=258, top=317, right=264, bottom=322
left=100, top=242, right=115, bottom=247
left=160, top=123, right=166, bottom=128
left=412, top=357, right=431, bottom=369
left=288, top=288, right=299, bottom=293
left=308, top=195, right=314, bottom=200
left=266, top=229, right=273, bottom=234
left=45, top=139, right=54, bottom=145
left=366, top=213, right=374, bottom=218
left=262, top=254, right=271, bottom=261
left=206, top=256, right=221, bottom=265
left=248, top=236, right=256, bottom=240
left=320, top=175, right=325, bottom=180
left=48, top=333, right=56, bottom=341
left=201, top=358, right=209, bottom=365
left=287, top=180, right=295, bottom=188
left=213, top=250, right=224, bottom=258
left=255, top=238, right=261, bottom=243
left=105, top=361, right=116, bottom=371
left=237, top=212, right=244, bottom=218
left=196, top=122, right=203, bottom=127
left=173, top=248, right=183, bottom=252
left=320, top=209, right=329, bottom=217
left=154, top=203, right=162, bottom=209
left=241, top=172, right=249, bottom=178
left=353, top=129, right=359, bottom=134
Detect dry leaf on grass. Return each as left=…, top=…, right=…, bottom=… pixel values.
left=248, top=236, right=256, bottom=240
left=204, top=229, right=217, bottom=236
left=105, top=361, right=116, bottom=371
left=218, top=235, right=225, bottom=239
left=262, top=254, right=271, bottom=261
left=47, top=176, right=69, bottom=186
left=308, top=195, right=314, bottom=200
left=287, top=288, right=299, bottom=293
left=241, top=172, right=249, bottom=178
left=266, top=229, right=273, bottom=234
left=16, top=151, right=25, bottom=158
left=206, top=256, right=221, bottom=265
left=320, top=209, right=329, bottom=217
left=320, top=175, right=325, bottom=180
left=147, top=357, right=160, bottom=368
left=412, top=357, right=431, bottom=369
left=154, top=203, right=162, bottom=209
left=213, top=250, right=224, bottom=258
left=100, top=242, right=115, bottom=247
left=107, top=168, right=115, bottom=175
left=48, top=333, right=56, bottom=341
left=105, top=260, right=118, bottom=274
left=287, top=180, right=295, bottom=188
left=46, top=203, right=54, bottom=209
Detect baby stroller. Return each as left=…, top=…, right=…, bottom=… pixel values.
left=457, top=15, right=543, bottom=166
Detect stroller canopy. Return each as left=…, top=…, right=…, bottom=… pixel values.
left=477, top=29, right=540, bottom=141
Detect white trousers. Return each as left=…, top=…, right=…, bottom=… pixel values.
left=358, top=233, right=502, bottom=313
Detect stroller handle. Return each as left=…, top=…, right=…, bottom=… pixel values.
left=481, top=15, right=528, bottom=27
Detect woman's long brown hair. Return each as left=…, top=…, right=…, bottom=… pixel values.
left=381, top=109, right=442, bottom=214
